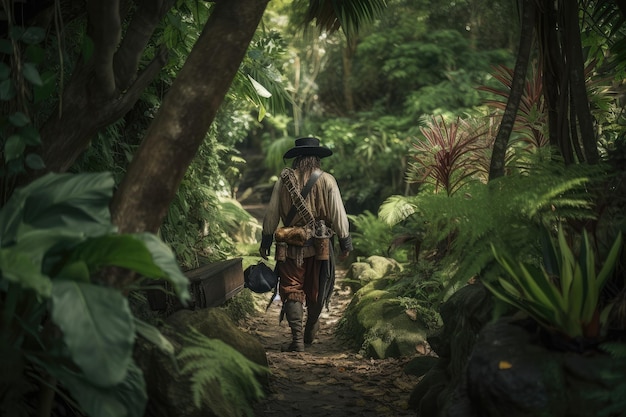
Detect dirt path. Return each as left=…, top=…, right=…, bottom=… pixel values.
left=238, top=269, right=419, bottom=417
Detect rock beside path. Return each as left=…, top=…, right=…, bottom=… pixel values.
left=239, top=269, right=421, bottom=417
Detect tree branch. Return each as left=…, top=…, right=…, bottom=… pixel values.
left=112, top=46, right=169, bottom=119
left=86, top=0, right=121, bottom=99
left=114, top=0, right=176, bottom=91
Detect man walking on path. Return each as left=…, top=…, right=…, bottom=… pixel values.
left=260, top=137, right=352, bottom=352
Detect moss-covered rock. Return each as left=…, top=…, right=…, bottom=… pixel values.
left=345, top=256, right=402, bottom=290
left=366, top=255, right=402, bottom=277
left=338, top=282, right=429, bottom=359
left=346, top=262, right=371, bottom=280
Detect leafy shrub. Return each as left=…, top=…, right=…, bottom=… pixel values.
left=380, top=159, right=610, bottom=289
left=348, top=210, right=407, bottom=262
left=0, top=172, right=189, bottom=417
left=486, top=226, right=623, bottom=340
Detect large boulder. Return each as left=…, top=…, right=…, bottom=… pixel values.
left=463, top=318, right=626, bottom=417
left=135, top=308, right=267, bottom=417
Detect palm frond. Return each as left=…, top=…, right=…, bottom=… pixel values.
left=305, top=0, right=387, bottom=36
left=264, top=136, right=293, bottom=172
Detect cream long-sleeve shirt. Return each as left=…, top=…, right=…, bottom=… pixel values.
left=261, top=169, right=352, bottom=254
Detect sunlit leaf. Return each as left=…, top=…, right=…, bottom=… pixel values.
left=0, top=78, right=16, bottom=100
left=247, top=75, right=272, bottom=98
left=8, top=112, right=30, bottom=127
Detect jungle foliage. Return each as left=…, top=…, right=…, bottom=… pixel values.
left=2, top=0, right=626, bottom=414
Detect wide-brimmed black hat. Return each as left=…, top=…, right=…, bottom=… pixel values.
left=283, top=137, right=333, bottom=159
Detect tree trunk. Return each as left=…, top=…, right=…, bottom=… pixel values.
left=488, top=0, right=535, bottom=180
left=342, top=35, right=357, bottom=113
left=564, top=0, right=599, bottom=164
left=36, top=0, right=175, bottom=174
left=110, top=0, right=270, bottom=236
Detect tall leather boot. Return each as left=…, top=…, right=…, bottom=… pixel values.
left=304, top=302, right=323, bottom=345
left=282, top=300, right=304, bottom=352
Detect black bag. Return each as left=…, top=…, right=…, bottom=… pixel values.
left=244, top=262, right=278, bottom=294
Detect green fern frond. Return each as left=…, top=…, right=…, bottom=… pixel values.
left=378, top=195, right=417, bottom=226
left=178, top=327, right=269, bottom=417
left=599, top=342, right=626, bottom=358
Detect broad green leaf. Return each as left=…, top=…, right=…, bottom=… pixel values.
left=4, top=134, right=26, bottom=162
left=20, top=27, right=46, bottom=45
left=8, top=112, right=29, bottom=127
left=21, top=173, right=114, bottom=228
left=134, top=318, right=174, bottom=355
left=8, top=228, right=90, bottom=271
left=0, top=62, right=10, bottom=79
left=56, top=261, right=91, bottom=282
left=40, top=360, right=147, bottom=417
left=67, top=235, right=167, bottom=278
left=0, top=248, right=52, bottom=297
left=25, top=153, right=45, bottom=170
left=51, top=281, right=135, bottom=387
left=134, top=233, right=190, bottom=304
left=22, top=62, right=43, bottom=86
left=0, top=78, right=16, bottom=100
left=0, top=173, right=115, bottom=244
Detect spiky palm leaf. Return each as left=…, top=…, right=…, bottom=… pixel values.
left=409, top=116, right=489, bottom=196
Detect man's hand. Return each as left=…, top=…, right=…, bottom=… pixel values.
left=338, top=250, right=350, bottom=261
left=259, top=247, right=270, bottom=260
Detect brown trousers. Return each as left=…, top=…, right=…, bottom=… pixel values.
left=277, top=256, right=321, bottom=306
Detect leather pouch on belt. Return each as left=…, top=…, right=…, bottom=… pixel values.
left=275, top=226, right=309, bottom=246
